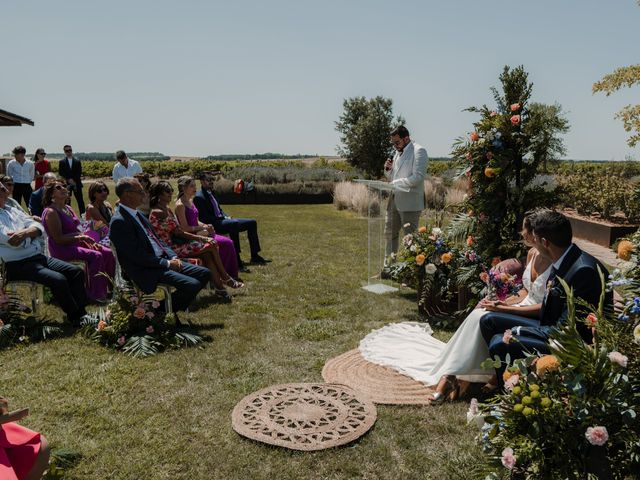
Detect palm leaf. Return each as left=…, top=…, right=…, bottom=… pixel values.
left=174, top=331, right=203, bottom=347
left=446, top=212, right=475, bottom=244
left=122, top=335, right=160, bottom=358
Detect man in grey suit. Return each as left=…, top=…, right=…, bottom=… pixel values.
left=383, top=125, right=428, bottom=256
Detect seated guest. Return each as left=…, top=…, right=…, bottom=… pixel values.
left=0, top=176, right=27, bottom=213
left=28, top=172, right=57, bottom=219
left=174, top=175, right=240, bottom=280
left=109, top=177, right=210, bottom=315
left=84, top=181, right=113, bottom=245
left=42, top=181, right=115, bottom=302
left=480, top=209, right=613, bottom=387
left=194, top=172, right=266, bottom=267
left=1, top=396, right=50, bottom=480
left=133, top=173, right=152, bottom=217
left=148, top=181, right=244, bottom=299
left=112, top=150, right=142, bottom=183
left=0, top=182, right=89, bottom=325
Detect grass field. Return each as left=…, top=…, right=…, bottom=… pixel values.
left=1, top=203, right=482, bottom=480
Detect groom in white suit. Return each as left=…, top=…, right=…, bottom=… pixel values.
left=383, top=125, right=429, bottom=256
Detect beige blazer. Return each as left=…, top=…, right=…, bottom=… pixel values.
left=383, top=141, right=428, bottom=212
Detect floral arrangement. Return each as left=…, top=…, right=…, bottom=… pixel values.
left=470, top=275, right=640, bottom=479
left=81, top=286, right=203, bottom=357
left=0, top=272, right=63, bottom=349
left=450, top=66, right=567, bottom=261
left=481, top=266, right=523, bottom=301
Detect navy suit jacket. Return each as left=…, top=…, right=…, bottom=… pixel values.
left=521, top=243, right=612, bottom=342
left=28, top=187, right=45, bottom=217
left=109, top=206, right=177, bottom=293
left=58, top=157, right=83, bottom=188
left=193, top=188, right=226, bottom=226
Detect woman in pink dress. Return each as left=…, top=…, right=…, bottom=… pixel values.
left=42, top=181, right=115, bottom=302
left=1, top=396, right=50, bottom=480
left=174, top=176, right=240, bottom=279
left=148, top=181, right=243, bottom=299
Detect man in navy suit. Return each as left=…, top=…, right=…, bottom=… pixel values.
left=193, top=173, right=266, bottom=267
left=479, top=210, right=612, bottom=386
left=58, top=145, right=85, bottom=214
left=109, top=177, right=210, bottom=314
left=28, top=172, right=57, bottom=218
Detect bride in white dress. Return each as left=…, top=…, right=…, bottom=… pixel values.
left=359, top=215, right=552, bottom=401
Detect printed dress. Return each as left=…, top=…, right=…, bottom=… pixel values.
left=149, top=209, right=212, bottom=258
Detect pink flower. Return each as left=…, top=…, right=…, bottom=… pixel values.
left=146, top=325, right=154, bottom=334
left=504, top=374, right=520, bottom=391
left=510, top=115, right=521, bottom=126
left=585, top=426, right=609, bottom=446
left=486, top=151, right=494, bottom=160
left=151, top=300, right=160, bottom=309
left=585, top=313, right=598, bottom=328
left=503, top=329, right=513, bottom=344
left=501, top=447, right=516, bottom=470
left=145, top=311, right=155, bottom=319
left=133, top=307, right=146, bottom=319
left=130, top=296, right=139, bottom=304
left=608, top=351, right=628, bottom=368
left=117, top=336, right=126, bottom=346
left=489, top=110, right=498, bottom=117
left=510, top=103, right=521, bottom=112
left=0, top=293, right=9, bottom=304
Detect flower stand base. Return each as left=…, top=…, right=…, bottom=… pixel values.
left=362, top=283, right=398, bottom=294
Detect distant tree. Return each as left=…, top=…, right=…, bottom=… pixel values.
left=593, top=64, right=640, bottom=148
left=335, top=96, right=404, bottom=177
left=526, top=102, right=570, bottom=172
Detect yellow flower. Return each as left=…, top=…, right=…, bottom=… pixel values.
left=418, top=226, right=428, bottom=234
left=617, top=240, right=634, bottom=261
left=536, top=355, right=560, bottom=377
left=415, top=254, right=426, bottom=266
left=441, top=252, right=453, bottom=264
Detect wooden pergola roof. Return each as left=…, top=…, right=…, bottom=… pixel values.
left=0, top=108, right=34, bottom=127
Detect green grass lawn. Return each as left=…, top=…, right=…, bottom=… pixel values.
left=1, top=203, right=482, bottom=480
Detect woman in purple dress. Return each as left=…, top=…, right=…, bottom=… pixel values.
left=174, top=176, right=240, bottom=279
left=42, top=181, right=115, bottom=302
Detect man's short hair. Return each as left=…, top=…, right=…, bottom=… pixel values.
left=531, top=209, right=572, bottom=248
left=43, top=172, right=57, bottom=183
left=390, top=125, right=410, bottom=138
left=12, top=146, right=26, bottom=155
left=115, top=150, right=127, bottom=161
left=63, top=144, right=72, bottom=151
left=115, top=177, right=137, bottom=198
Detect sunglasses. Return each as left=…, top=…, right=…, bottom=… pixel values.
left=54, top=184, right=66, bottom=191
left=64, top=150, right=72, bottom=153
left=38, top=152, right=46, bottom=156
left=95, top=187, right=108, bottom=193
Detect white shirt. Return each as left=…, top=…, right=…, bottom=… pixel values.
left=119, top=203, right=169, bottom=267
left=6, top=159, right=35, bottom=184
left=0, top=205, right=45, bottom=262
left=112, top=159, right=143, bottom=183
left=66, top=157, right=74, bottom=169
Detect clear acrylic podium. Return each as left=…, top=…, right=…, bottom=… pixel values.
left=353, top=179, right=406, bottom=294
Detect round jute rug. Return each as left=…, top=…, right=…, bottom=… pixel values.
left=322, top=349, right=434, bottom=405
left=231, top=383, right=376, bottom=451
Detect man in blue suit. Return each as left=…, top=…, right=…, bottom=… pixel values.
left=193, top=173, right=266, bottom=267
left=109, top=177, right=210, bottom=315
left=479, top=210, right=612, bottom=386
left=28, top=172, right=57, bottom=218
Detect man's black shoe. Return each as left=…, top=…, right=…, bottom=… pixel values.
left=250, top=255, right=269, bottom=265
left=238, top=261, right=251, bottom=273
left=380, top=267, right=392, bottom=280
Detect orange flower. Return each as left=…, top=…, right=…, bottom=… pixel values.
left=585, top=313, right=598, bottom=328
left=97, top=320, right=107, bottom=331
left=491, top=257, right=501, bottom=267
left=0, top=319, right=4, bottom=327
left=479, top=272, right=489, bottom=283
left=441, top=252, right=453, bottom=264
left=133, top=307, right=146, bottom=319
left=470, top=132, right=479, bottom=142
left=484, top=167, right=495, bottom=178
left=617, top=240, right=634, bottom=261
left=500, top=272, right=510, bottom=283
left=466, top=235, right=474, bottom=247
left=510, top=103, right=521, bottom=112
left=510, top=115, right=521, bottom=126
left=502, top=369, right=515, bottom=383
left=536, top=355, right=560, bottom=377
left=415, top=254, right=426, bottom=266
left=418, top=226, right=428, bottom=234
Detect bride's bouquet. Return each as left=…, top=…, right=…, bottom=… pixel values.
left=480, top=267, right=522, bottom=301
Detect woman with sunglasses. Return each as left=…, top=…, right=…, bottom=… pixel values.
left=84, top=181, right=114, bottom=245
left=148, top=181, right=243, bottom=299
left=32, top=148, right=51, bottom=190
left=41, top=181, right=115, bottom=302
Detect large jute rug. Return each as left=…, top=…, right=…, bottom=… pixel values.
left=231, top=383, right=377, bottom=451
left=322, top=349, right=435, bottom=405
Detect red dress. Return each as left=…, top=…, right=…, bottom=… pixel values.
left=0, top=423, right=41, bottom=480
left=34, top=160, right=51, bottom=189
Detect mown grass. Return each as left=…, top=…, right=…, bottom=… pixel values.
left=1, top=204, right=482, bottom=479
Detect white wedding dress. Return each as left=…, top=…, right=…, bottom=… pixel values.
left=359, top=257, right=552, bottom=386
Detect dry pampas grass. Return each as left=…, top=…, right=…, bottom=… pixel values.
left=333, top=182, right=380, bottom=216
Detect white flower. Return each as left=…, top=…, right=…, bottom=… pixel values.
left=403, top=222, right=411, bottom=228
left=402, top=234, right=413, bottom=247
left=425, top=263, right=437, bottom=275
left=431, top=227, right=443, bottom=237
left=485, top=132, right=494, bottom=141
left=608, top=351, right=628, bottom=368
left=410, top=245, right=417, bottom=253
left=466, top=398, right=484, bottom=429
left=634, top=324, right=640, bottom=345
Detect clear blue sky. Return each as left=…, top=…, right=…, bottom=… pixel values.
left=2, top=0, right=639, bottom=159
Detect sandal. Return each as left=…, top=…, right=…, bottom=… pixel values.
left=214, top=288, right=232, bottom=301
left=428, top=375, right=459, bottom=404
left=225, top=277, right=245, bottom=289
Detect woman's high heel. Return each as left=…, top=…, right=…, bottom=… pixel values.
left=428, top=375, right=459, bottom=405
left=225, top=277, right=244, bottom=289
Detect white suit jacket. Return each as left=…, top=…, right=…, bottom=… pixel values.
left=383, top=141, right=428, bottom=212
